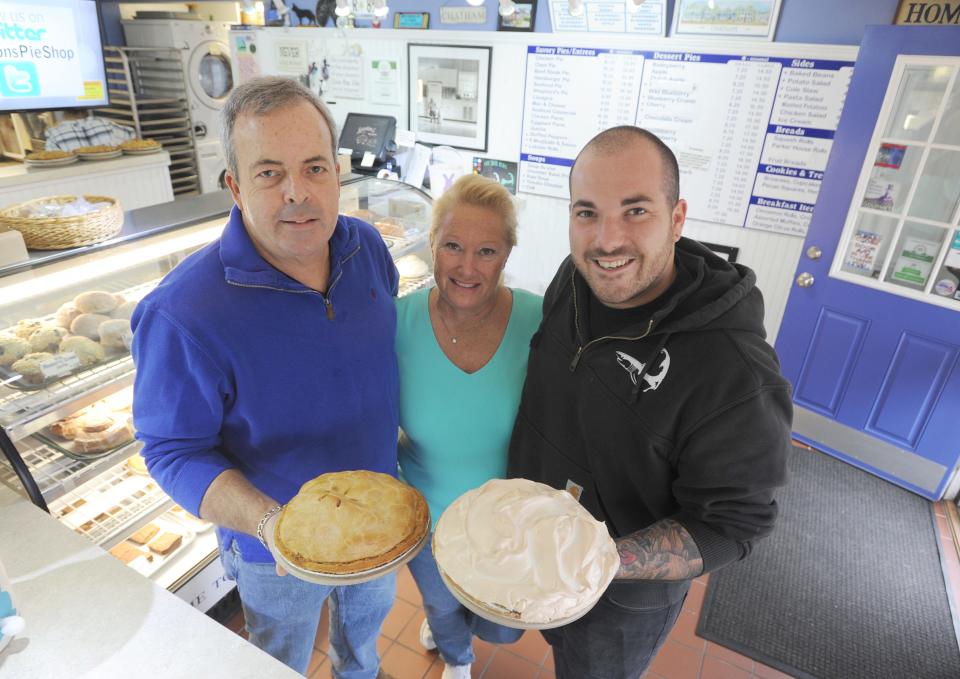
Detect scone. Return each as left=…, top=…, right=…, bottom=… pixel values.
left=0, top=336, right=30, bottom=367
left=98, top=318, right=133, bottom=350
left=59, top=335, right=106, bottom=367
left=28, top=326, right=68, bottom=353
left=55, top=301, right=81, bottom=329
left=276, top=470, right=429, bottom=574
left=74, top=290, right=119, bottom=314
left=11, top=352, right=55, bottom=383
left=71, top=313, right=111, bottom=340
left=110, top=300, right=138, bottom=321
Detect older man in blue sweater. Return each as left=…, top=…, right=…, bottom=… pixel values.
left=131, top=77, right=400, bottom=677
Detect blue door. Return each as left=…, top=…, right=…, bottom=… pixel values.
left=776, top=26, right=960, bottom=500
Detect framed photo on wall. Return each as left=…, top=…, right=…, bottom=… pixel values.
left=407, top=44, right=492, bottom=152
left=671, top=0, right=782, bottom=40
left=498, top=0, right=537, bottom=31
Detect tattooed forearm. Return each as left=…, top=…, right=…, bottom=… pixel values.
left=615, top=518, right=703, bottom=581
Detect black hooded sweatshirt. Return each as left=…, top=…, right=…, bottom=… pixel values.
left=507, top=237, right=793, bottom=609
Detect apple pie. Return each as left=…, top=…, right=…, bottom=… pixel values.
left=276, top=470, right=429, bottom=574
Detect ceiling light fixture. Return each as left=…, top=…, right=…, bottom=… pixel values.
left=334, top=0, right=351, bottom=17
left=466, top=0, right=485, bottom=6
left=373, top=0, right=389, bottom=17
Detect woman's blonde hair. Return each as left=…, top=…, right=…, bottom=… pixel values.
left=430, top=174, right=518, bottom=252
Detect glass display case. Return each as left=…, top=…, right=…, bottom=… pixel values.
left=0, top=176, right=433, bottom=611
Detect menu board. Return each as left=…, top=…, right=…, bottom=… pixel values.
left=519, top=46, right=854, bottom=236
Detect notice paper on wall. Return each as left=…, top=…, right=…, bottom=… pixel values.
left=519, top=46, right=854, bottom=237
left=548, top=0, right=667, bottom=36
left=327, top=54, right=365, bottom=100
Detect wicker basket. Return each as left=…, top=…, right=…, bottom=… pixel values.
left=0, top=195, right=123, bottom=250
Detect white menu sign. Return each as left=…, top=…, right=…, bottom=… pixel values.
left=520, top=46, right=644, bottom=199
left=519, top=46, right=854, bottom=236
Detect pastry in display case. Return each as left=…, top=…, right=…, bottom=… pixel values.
left=0, top=176, right=434, bottom=616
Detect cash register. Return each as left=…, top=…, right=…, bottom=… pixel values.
left=338, top=113, right=398, bottom=176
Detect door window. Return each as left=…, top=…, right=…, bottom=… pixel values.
left=833, top=57, right=960, bottom=308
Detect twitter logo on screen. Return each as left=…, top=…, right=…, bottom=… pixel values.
left=0, top=63, right=39, bottom=97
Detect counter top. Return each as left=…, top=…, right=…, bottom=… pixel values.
left=0, top=486, right=299, bottom=679
left=0, top=190, right=235, bottom=278
left=0, top=152, right=170, bottom=187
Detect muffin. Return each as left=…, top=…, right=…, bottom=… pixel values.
left=28, top=326, right=68, bottom=353
left=59, top=336, right=105, bottom=368
left=56, top=301, right=81, bottom=329
left=0, top=335, right=31, bottom=367
left=98, top=318, right=133, bottom=350
left=11, top=352, right=55, bottom=384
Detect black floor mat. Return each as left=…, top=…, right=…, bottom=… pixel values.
left=696, top=446, right=960, bottom=679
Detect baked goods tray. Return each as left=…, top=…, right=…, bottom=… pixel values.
left=0, top=282, right=155, bottom=393
left=0, top=347, right=128, bottom=392
left=109, top=513, right=196, bottom=578
left=49, top=462, right=169, bottom=546
left=274, top=528, right=429, bottom=586
left=0, top=435, right=141, bottom=505
left=34, top=426, right=134, bottom=461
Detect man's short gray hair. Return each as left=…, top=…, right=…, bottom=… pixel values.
left=220, top=76, right=339, bottom=177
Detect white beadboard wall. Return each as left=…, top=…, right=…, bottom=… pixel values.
left=244, top=28, right=857, bottom=344
left=505, top=196, right=807, bottom=343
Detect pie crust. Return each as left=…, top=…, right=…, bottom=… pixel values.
left=275, top=470, right=429, bottom=574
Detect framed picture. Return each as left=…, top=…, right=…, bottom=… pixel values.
left=394, top=12, right=430, bottom=28
left=473, top=157, right=518, bottom=194
left=407, top=44, right=492, bottom=152
left=498, top=0, right=537, bottom=31
left=671, top=0, right=782, bottom=40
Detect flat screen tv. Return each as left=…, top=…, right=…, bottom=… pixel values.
left=0, top=0, right=109, bottom=112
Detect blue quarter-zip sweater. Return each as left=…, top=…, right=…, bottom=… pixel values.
left=131, top=206, right=400, bottom=563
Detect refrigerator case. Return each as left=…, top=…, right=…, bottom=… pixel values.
left=0, top=177, right=434, bottom=611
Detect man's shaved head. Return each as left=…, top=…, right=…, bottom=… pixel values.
left=570, top=126, right=680, bottom=206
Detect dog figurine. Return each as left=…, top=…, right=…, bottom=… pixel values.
left=291, top=4, right=317, bottom=25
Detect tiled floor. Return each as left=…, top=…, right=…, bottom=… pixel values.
left=225, top=501, right=960, bottom=679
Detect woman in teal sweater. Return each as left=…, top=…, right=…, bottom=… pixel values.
left=396, top=175, right=542, bottom=679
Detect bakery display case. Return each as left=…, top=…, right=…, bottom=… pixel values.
left=0, top=176, right=434, bottom=612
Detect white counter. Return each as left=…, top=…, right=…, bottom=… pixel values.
left=0, top=487, right=299, bottom=679
left=0, top=152, right=175, bottom=212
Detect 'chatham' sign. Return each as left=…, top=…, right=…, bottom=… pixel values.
left=895, top=1, right=960, bottom=24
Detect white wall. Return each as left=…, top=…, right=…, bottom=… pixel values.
left=238, top=27, right=858, bottom=342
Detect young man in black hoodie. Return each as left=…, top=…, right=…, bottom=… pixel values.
left=508, top=126, right=793, bottom=678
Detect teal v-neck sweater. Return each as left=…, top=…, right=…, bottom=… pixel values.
left=396, top=287, right=542, bottom=525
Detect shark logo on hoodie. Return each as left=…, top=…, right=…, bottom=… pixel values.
left=616, top=349, right=670, bottom=392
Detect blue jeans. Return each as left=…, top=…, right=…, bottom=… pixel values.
left=221, top=539, right=396, bottom=678
left=406, top=532, right=523, bottom=666
left=541, top=588, right=687, bottom=679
